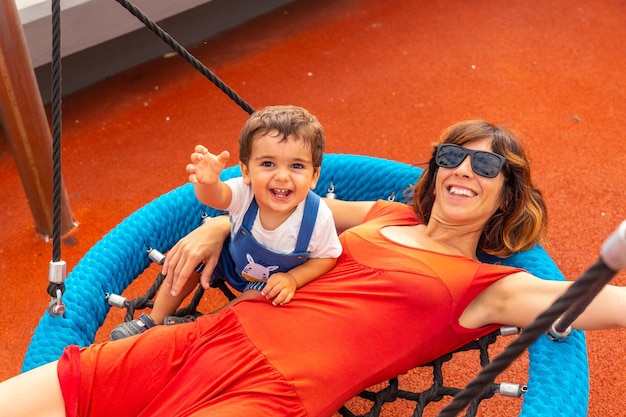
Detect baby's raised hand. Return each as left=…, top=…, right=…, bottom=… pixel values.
left=187, top=145, right=230, bottom=185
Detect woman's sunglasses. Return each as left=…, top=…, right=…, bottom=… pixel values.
left=435, top=144, right=506, bottom=178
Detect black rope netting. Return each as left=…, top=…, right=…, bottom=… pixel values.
left=117, top=272, right=208, bottom=323
left=337, top=331, right=521, bottom=417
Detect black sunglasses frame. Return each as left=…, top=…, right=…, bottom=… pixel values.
left=435, top=144, right=506, bottom=178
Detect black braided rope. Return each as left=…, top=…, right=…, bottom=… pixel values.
left=47, top=0, right=64, bottom=298
left=171, top=286, right=206, bottom=318
left=553, top=260, right=615, bottom=334
left=437, top=258, right=617, bottom=417
left=50, top=0, right=62, bottom=261
left=123, top=272, right=166, bottom=322
left=114, top=0, right=255, bottom=115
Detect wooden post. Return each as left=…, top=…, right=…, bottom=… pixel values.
left=0, top=0, right=74, bottom=237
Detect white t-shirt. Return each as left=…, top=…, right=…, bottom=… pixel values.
left=225, top=177, right=342, bottom=259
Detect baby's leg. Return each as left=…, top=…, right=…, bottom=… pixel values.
left=211, top=289, right=262, bottom=313
left=0, top=361, right=65, bottom=417
left=151, top=270, right=201, bottom=324
left=110, top=271, right=202, bottom=340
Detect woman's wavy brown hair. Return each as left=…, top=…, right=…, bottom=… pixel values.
left=412, top=120, right=547, bottom=257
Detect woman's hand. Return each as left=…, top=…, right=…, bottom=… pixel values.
left=162, top=215, right=231, bottom=296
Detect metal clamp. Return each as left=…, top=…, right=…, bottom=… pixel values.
left=47, top=288, right=65, bottom=316
left=147, top=247, right=166, bottom=265
left=326, top=182, right=336, bottom=199
left=497, top=382, right=527, bottom=398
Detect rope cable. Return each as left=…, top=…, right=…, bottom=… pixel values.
left=46, top=0, right=67, bottom=312
left=50, top=0, right=62, bottom=263
left=113, top=0, right=255, bottom=115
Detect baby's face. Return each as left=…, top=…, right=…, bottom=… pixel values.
left=240, top=131, right=319, bottom=226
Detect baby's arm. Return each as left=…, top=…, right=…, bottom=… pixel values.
left=262, top=257, right=337, bottom=305
left=186, top=145, right=232, bottom=209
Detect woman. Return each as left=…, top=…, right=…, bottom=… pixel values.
left=2, top=120, right=625, bottom=417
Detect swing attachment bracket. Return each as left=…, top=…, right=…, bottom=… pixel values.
left=47, top=260, right=66, bottom=317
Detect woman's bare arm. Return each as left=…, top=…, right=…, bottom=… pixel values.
left=323, top=198, right=375, bottom=234
left=462, top=271, right=626, bottom=330
left=0, top=361, right=65, bottom=417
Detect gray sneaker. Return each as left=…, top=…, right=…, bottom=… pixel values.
left=109, top=313, right=156, bottom=340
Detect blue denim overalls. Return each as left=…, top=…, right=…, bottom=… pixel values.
left=212, top=191, right=320, bottom=292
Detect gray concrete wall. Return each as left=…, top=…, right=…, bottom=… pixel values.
left=31, top=0, right=295, bottom=102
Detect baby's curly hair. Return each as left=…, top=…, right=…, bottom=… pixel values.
left=238, top=105, right=324, bottom=168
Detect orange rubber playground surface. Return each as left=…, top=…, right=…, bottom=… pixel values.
left=1, top=0, right=624, bottom=415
